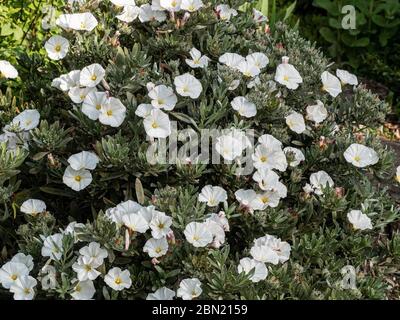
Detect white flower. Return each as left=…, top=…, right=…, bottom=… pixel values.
left=82, top=91, right=108, bottom=120
left=177, top=278, right=202, bottom=300
left=238, top=60, right=261, bottom=78
left=184, top=222, right=213, bottom=247
left=148, top=85, right=177, bottom=110
left=64, top=221, right=85, bottom=243
left=253, top=8, right=268, bottom=23
left=68, top=86, right=95, bottom=103
left=274, top=56, right=302, bottom=90
left=395, top=166, right=400, bottom=183
left=39, top=265, right=57, bottom=290
left=203, top=220, right=225, bottom=248
left=52, top=70, right=80, bottom=92
left=160, top=0, right=181, bottom=11
left=250, top=243, right=279, bottom=264
left=252, top=142, right=287, bottom=172
left=246, top=52, right=269, bottom=69
left=215, top=134, right=245, bottom=161
left=0, top=262, right=29, bottom=289
left=150, top=211, right=173, bottom=239
left=122, top=213, right=149, bottom=233
left=309, top=170, right=334, bottom=195
left=238, top=258, right=268, bottom=283
left=20, top=199, right=46, bottom=216
left=44, top=35, right=69, bottom=60
left=79, top=242, right=108, bottom=265
left=12, top=109, right=40, bottom=131
left=143, top=109, right=171, bottom=138
left=104, top=267, right=132, bottom=291
left=110, top=0, right=136, bottom=6
left=216, top=4, right=238, bottom=21
left=252, top=169, right=287, bottom=198
left=343, top=143, right=379, bottom=168
left=63, top=166, right=92, bottom=191
left=99, top=97, right=127, bottom=127
left=68, top=151, right=99, bottom=171
left=9, top=275, right=37, bottom=300
left=198, top=185, right=227, bottom=206
left=218, top=53, right=244, bottom=69
left=147, top=287, right=175, bottom=300
left=235, top=189, right=258, bottom=212
left=306, top=100, right=328, bottom=124
left=139, top=4, right=167, bottom=22
left=181, top=0, right=203, bottom=12
left=117, top=5, right=140, bottom=22
left=285, top=111, right=306, bottom=134
left=336, top=69, right=358, bottom=86
left=283, top=147, right=305, bottom=167
left=347, top=210, right=373, bottom=231
left=143, top=237, right=169, bottom=258
left=321, top=71, right=342, bottom=98
left=251, top=191, right=281, bottom=210
left=185, top=47, right=210, bottom=69
left=10, top=253, right=34, bottom=272
left=41, top=233, right=64, bottom=260
left=174, top=73, right=202, bottom=99
left=0, top=60, right=18, bottom=79
left=253, top=235, right=291, bottom=263
left=71, top=280, right=96, bottom=300
left=135, top=103, right=154, bottom=118
left=72, top=256, right=101, bottom=281
left=231, top=96, right=257, bottom=118
left=56, top=13, right=98, bottom=32
left=206, top=212, right=230, bottom=232
left=79, top=63, right=105, bottom=87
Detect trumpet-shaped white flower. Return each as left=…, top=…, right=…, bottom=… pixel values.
left=82, top=91, right=108, bottom=120
left=160, top=0, right=181, bottom=11
left=198, top=185, right=227, bottom=206
left=0, top=60, right=18, bottom=79
left=52, top=70, right=80, bottom=92
left=9, top=275, right=37, bottom=300
left=306, top=100, right=328, bottom=124
left=68, top=151, right=99, bottom=171
left=122, top=213, right=149, bottom=233
left=10, top=253, right=34, bottom=272
left=177, top=278, right=202, bottom=300
left=105, top=267, right=132, bottom=291
left=253, top=234, right=291, bottom=263
left=238, top=60, right=261, bottom=78
left=111, top=0, right=136, bottom=6
left=252, top=143, right=288, bottom=172
left=215, top=133, right=246, bottom=161
left=99, top=97, right=127, bottom=127
left=321, top=71, right=342, bottom=98
left=219, top=53, right=245, bottom=69
left=185, top=47, right=210, bottom=69
left=149, top=211, right=173, bottom=239
left=308, top=170, right=334, bottom=195
left=206, top=211, right=230, bottom=232
left=336, top=69, right=358, bottom=86
left=72, top=256, right=101, bottom=281
left=135, top=103, right=154, bottom=118
left=0, top=262, right=29, bottom=289
left=41, top=233, right=64, bottom=260
left=146, top=287, right=175, bottom=300
left=283, top=147, right=305, bottom=167
left=231, top=96, right=257, bottom=118
left=251, top=191, right=281, bottom=210
left=246, top=52, right=269, bottom=69
left=56, top=13, right=98, bottom=31
left=79, top=63, right=105, bottom=87
left=285, top=111, right=306, bottom=134
left=347, top=210, right=373, bottom=230
left=71, top=280, right=96, bottom=300
left=184, top=222, right=213, bottom=247
left=216, top=4, right=238, bottom=21
left=116, top=5, right=140, bottom=22
left=238, top=258, right=268, bottom=283
left=250, top=242, right=279, bottom=264
left=143, top=109, right=171, bottom=138
left=68, top=86, right=96, bottom=103
left=181, top=0, right=203, bottom=12
left=235, top=189, right=258, bottom=212
left=253, top=169, right=287, bottom=198
left=343, top=144, right=379, bottom=168
left=20, top=199, right=46, bottom=216
left=63, top=166, right=92, bottom=191
left=139, top=4, right=167, bottom=22
left=79, top=242, right=108, bottom=265
left=45, top=35, right=69, bottom=60
left=274, top=56, right=302, bottom=89
left=253, top=8, right=268, bottom=23
left=148, top=85, right=177, bottom=110
left=204, top=220, right=226, bottom=248
left=12, top=109, right=40, bottom=131
left=143, top=237, right=169, bottom=258
left=174, top=73, right=202, bottom=99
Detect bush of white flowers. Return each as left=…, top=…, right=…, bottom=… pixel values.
left=1, top=0, right=400, bottom=300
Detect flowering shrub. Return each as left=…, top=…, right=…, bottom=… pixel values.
left=1, top=0, right=400, bottom=300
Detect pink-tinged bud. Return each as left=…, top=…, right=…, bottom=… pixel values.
left=264, top=24, right=270, bottom=34
left=151, top=258, right=160, bottom=265
left=282, top=56, right=290, bottom=64
left=151, top=195, right=157, bottom=205
left=335, top=187, right=345, bottom=198
left=124, top=229, right=130, bottom=251
left=167, top=230, right=176, bottom=244
left=276, top=43, right=284, bottom=50
left=182, top=12, right=191, bottom=24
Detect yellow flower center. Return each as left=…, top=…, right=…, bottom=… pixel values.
left=261, top=196, right=269, bottom=204
left=11, top=274, right=18, bottom=281
left=188, top=5, right=195, bottom=11
left=75, top=285, right=81, bottom=292
left=283, top=75, right=289, bottom=81
left=95, top=104, right=101, bottom=110
left=55, top=44, right=61, bottom=52
left=151, top=122, right=158, bottom=129
left=25, top=120, right=32, bottom=126
left=171, top=0, right=177, bottom=7
left=24, top=288, right=31, bottom=294
left=158, top=223, right=164, bottom=229
left=157, top=99, right=165, bottom=106
left=107, top=110, right=113, bottom=116
left=80, top=94, right=86, bottom=100
left=155, top=247, right=162, bottom=253
left=80, top=22, right=86, bottom=29
left=182, top=86, right=189, bottom=93
left=244, top=71, right=251, bottom=77
left=193, top=235, right=200, bottom=241
left=260, top=156, right=267, bottom=163
left=91, top=75, right=97, bottom=81
left=84, top=264, right=92, bottom=272
left=354, top=155, right=361, bottom=162
left=114, top=277, right=122, bottom=285
left=75, top=175, right=82, bottom=182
